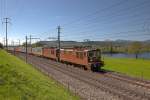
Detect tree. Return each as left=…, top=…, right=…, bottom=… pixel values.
left=32, top=42, right=43, bottom=47
left=0, top=43, right=3, bottom=49
left=105, top=41, right=113, bottom=54
left=128, top=41, right=142, bottom=59
left=22, top=42, right=43, bottom=47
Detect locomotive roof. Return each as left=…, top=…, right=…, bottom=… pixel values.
left=60, top=48, right=100, bottom=52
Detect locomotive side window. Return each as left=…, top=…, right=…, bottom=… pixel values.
left=76, top=52, right=79, bottom=58
left=69, top=51, right=72, bottom=54
left=84, top=52, right=86, bottom=57
left=76, top=52, right=84, bottom=59
left=51, top=50, right=54, bottom=54
left=64, top=50, right=67, bottom=54
left=80, top=52, right=84, bottom=59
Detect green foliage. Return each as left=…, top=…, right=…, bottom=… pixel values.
left=128, top=42, right=142, bottom=53
left=128, top=42, right=142, bottom=59
left=22, top=42, right=30, bottom=47
left=32, top=42, right=43, bottom=47
left=103, top=56, right=150, bottom=80
left=99, top=41, right=150, bottom=54
left=0, top=50, right=79, bottom=100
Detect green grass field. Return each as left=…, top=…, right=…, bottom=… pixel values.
left=0, top=50, right=79, bottom=100
left=103, top=56, right=150, bottom=80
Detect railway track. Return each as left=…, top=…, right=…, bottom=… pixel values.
left=103, top=72, right=150, bottom=90
left=15, top=52, right=150, bottom=100
left=12, top=51, right=150, bottom=89
left=34, top=55, right=150, bottom=99
left=39, top=53, right=150, bottom=91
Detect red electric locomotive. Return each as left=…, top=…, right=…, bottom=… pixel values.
left=59, top=47, right=104, bottom=71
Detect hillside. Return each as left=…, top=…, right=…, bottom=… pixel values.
left=0, top=50, right=79, bottom=100
left=36, top=40, right=150, bottom=47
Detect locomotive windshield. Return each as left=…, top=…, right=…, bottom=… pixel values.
left=88, top=50, right=101, bottom=62
left=88, top=50, right=101, bottom=57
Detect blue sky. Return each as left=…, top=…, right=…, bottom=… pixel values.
left=0, top=0, right=150, bottom=44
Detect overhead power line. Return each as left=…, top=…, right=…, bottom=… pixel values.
left=62, top=0, right=128, bottom=27
left=63, top=1, right=150, bottom=33
left=63, top=29, right=149, bottom=40
left=74, top=0, right=149, bottom=27
left=64, top=17, right=150, bottom=36
left=36, top=0, right=150, bottom=41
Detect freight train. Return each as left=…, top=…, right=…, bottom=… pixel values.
left=8, top=46, right=104, bottom=71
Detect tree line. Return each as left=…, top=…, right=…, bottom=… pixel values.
left=100, top=41, right=150, bottom=59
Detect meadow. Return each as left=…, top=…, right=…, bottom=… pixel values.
left=103, top=56, right=150, bottom=80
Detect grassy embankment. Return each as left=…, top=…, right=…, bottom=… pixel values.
left=103, top=56, right=150, bottom=80
left=0, top=50, right=79, bottom=100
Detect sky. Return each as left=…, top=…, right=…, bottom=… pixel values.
left=0, top=0, right=150, bottom=45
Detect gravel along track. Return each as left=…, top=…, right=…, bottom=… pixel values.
left=15, top=53, right=150, bottom=100
left=104, top=72, right=150, bottom=90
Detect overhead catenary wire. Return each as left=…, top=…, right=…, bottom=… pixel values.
left=2, top=0, right=149, bottom=42
left=63, top=0, right=150, bottom=30
left=63, top=17, right=150, bottom=37
left=63, top=1, right=150, bottom=35
left=33, top=0, right=150, bottom=42
left=62, top=15, right=150, bottom=38
left=62, top=0, right=128, bottom=27
left=61, top=29, right=150, bottom=41
left=64, top=11, right=150, bottom=34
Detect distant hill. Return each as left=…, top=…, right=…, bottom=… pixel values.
left=38, top=41, right=83, bottom=48
left=36, top=40, right=150, bottom=48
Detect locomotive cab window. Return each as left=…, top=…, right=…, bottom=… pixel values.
left=88, top=50, right=101, bottom=57
left=88, top=50, right=101, bottom=62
